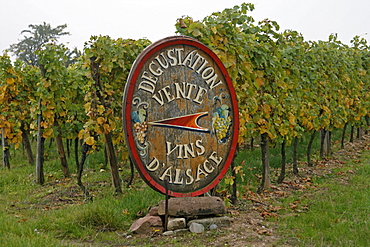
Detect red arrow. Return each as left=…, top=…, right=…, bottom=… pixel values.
left=148, top=112, right=209, bottom=132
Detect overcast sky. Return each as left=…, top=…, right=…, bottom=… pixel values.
left=1, top=0, right=369, bottom=52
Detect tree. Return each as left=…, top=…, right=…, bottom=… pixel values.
left=9, top=22, right=70, bottom=66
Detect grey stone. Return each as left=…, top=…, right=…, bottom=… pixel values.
left=209, top=224, right=218, bottom=230
left=174, top=228, right=188, bottom=234
left=187, top=216, right=233, bottom=229
left=162, top=230, right=174, bottom=236
left=158, top=197, right=226, bottom=216
left=167, top=217, right=186, bottom=231
left=148, top=206, right=159, bottom=216
left=129, top=215, right=163, bottom=234
left=189, top=222, right=204, bottom=233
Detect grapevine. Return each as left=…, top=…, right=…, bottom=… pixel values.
left=175, top=3, right=370, bottom=191
left=0, top=3, right=369, bottom=195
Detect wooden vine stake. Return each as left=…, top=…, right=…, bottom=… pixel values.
left=2, top=128, right=10, bottom=169
left=35, top=98, right=45, bottom=185
left=90, top=57, right=122, bottom=194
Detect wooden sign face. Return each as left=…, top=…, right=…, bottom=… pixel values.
left=123, top=36, right=239, bottom=197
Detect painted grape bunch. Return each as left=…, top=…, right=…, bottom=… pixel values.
left=132, top=109, right=148, bottom=144
left=213, top=104, right=232, bottom=143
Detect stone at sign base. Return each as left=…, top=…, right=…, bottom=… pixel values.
left=148, top=206, right=159, bottom=216
left=209, top=224, right=218, bottom=230
left=162, top=231, right=174, bottom=236
left=167, top=217, right=186, bottom=231
left=187, top=216, right=233, bottom=229
left=129, top=215, right=163, bottom=234
left=158, top=197, right=226, bottom=216
left=189, top=222, right=204, bottom=233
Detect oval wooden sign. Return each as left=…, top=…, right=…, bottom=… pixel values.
left=123, top=36, right=239, bottom=197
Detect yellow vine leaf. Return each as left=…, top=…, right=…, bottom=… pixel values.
left=279, top=126, right=289, bottom=136
left=43, top=80, right=51, bottom=88
left=6, top=77, right=15, bottom=85
left=106, top=90, right=114, bottom=96
left=30, top=122, right=36, bottom=130
left=103, top=124, right=111, bottom=134
left=255, top=77, right=264, bottom=87
left=40, top=121, right=49, bottom=129
left=84, top=102, right=91, bottom=110
left=42, top=128, right=53, bottom=138
left=11, top=132, right=22, bottom=145
left=78, top=129, right=87, bottom=140
left=97, top=105, right=105, bottom=114
left=43, top=109, right=54, bottom=119
left=96, top=127, right=104, bottom=135
left=262, top=104, right=271, bottom=116
left=288, top=114, right=296, bottom=125
left=322, top=105, right=330, bottom=113
left=14, top=142, right=20, bottom=149
left=97, top=117, right=105, bottom=125
left=238, top=135, right=245, bottom=145
left=6, top=67, right=15, bottom=74
left=85, top=136, right=95, bottom=145
left=307, top=121, right=314, bottom=131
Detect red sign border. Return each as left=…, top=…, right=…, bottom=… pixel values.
left=123, top=36, right=239, bottom=197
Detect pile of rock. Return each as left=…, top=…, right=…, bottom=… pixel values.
left=129, top=196, right=233, bottom=235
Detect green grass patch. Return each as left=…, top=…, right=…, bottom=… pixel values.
left=0, top=143, right=165, bottom=246
left=277, top=155, right=370, bottom=246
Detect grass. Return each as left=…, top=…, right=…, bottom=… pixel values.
left=277, top=156, right=370, bottom=246
left=0, top=142, right=164, bottom=246
left=266, top=139, right=370, bottom=247
left=0, top=130, right=369, bottom=246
